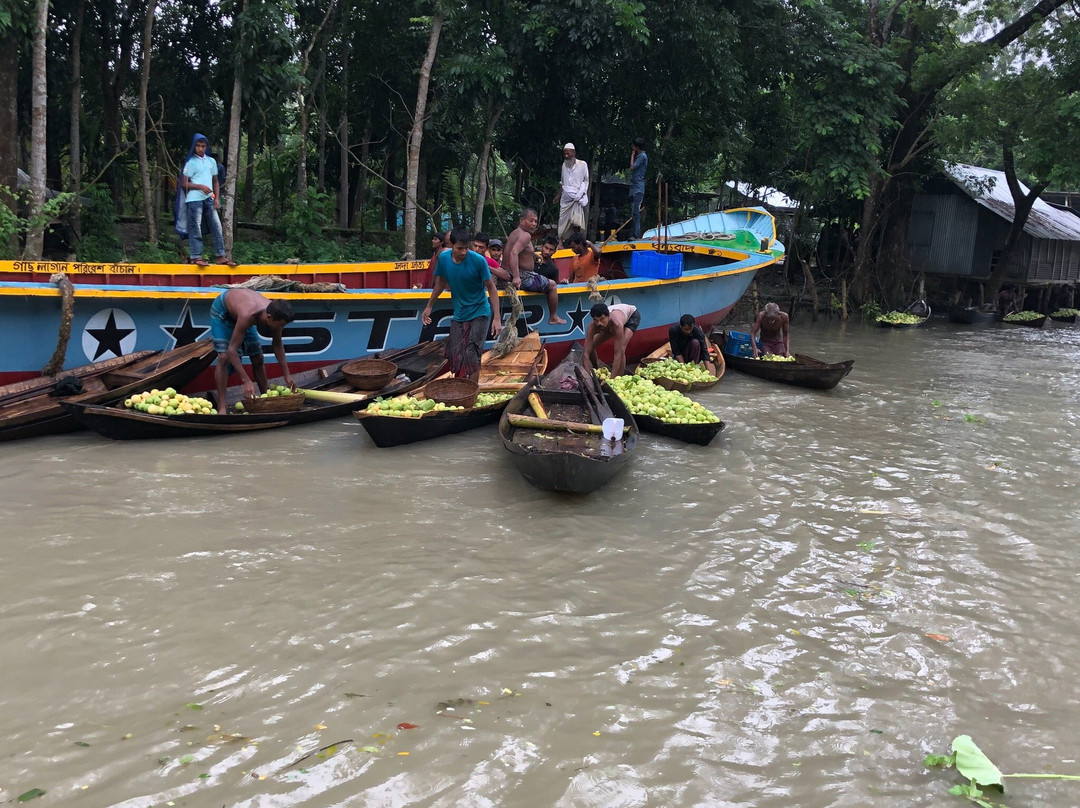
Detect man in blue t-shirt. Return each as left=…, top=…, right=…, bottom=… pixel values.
left=181, top=133, right=233, bottom=266
left=421, top=227, right=502, bottom=379
left=629, top=137, right=648, bottom=239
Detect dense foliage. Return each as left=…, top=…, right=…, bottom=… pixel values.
left=2, top=0, right=1078, bottom=304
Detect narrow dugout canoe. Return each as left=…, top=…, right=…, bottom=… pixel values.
left=1000, top=313, right=1048, bottom=328
left=354, top=332, right=547, bottom=448
left=500, top=349, right=638, bottom=493
left=712, top=331, right=853, bottom=390
left=63, top=340, right=448, bottom=440
left=635, top=338, right=725, bottom=391
left=0, top=340, right=216, bottom=441
left=947, top=306, right=998, bottom=325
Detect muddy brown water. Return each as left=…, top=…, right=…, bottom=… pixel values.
left=3, top=319, right=1080, bottom=807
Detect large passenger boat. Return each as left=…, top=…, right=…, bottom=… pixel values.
left=0, top=208, right=783, bottom=387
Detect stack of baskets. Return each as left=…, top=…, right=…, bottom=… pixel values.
left=342, top=358, right=398, bottom=390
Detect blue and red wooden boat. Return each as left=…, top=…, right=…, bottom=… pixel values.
left=0, top=208, right=783, bottom=389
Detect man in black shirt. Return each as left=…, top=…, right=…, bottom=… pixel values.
left=669, top=314, right=710, bottom=364
left=535, top=234, right=560, bottom=282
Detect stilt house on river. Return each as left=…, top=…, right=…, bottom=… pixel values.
left=907, top=163, right=1080, bottom=305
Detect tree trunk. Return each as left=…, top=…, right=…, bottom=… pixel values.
left=351, top=117, right=372, bottom=231
left=403, top=11, right=445, bottom=259
left=137, top=0, right=157, bottom=244
left=985, top=145, right=1047, bottom=300
left=337, top=46, right=349, bottom=228
left=243, top=114, right=256, bottom=221
left=472, top=103, right=503, bottom=232
left=223, top=0, right=247, bottom=258
left=68, top=0, right=84, bottom=238
left=316, top=55, right=327, bottom=194
left=338, top=112, right=350, bottom=228
left=295, top=0, right=337, bottom=198
left=23, top=0, right=50, bottom=260
left=0, top=29, right=18, bottom=255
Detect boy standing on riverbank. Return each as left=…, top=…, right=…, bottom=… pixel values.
left=181, top=133, right=235, bottom=267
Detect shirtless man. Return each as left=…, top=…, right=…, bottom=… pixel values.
left=583, top=302, right=639, bottom=378
left=750, top=302, right=790, bottom=357
left=504, top=207, right=567, bottom=325
left=209, top=287, right=296, bottom=413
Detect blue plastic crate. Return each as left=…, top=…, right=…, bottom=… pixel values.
left=630, top=251, right=683, bottom=279
left=725, top=330, right=757, bottom=357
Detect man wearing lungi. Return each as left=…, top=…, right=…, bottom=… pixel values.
left=750, top=302, right=790, bottom=357
left=421, top=227, right=502, bottom=379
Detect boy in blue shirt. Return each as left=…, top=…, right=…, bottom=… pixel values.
left=181, top=133, right=234, bottom=266
left=421, top=227, right=502, bottom=378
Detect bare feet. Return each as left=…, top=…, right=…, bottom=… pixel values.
left=548, top=315, right=567, bottom=325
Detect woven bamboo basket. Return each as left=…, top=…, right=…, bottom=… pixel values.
left=423, top=378, right=479, bottom=409
left=342, top=358, right=398, bottom=390
left=241, top=392, right=306, bottom=413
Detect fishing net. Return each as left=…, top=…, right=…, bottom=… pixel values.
left=490, top=285, right=523, bottom=358
left=42, top=273, right=75, bottom=377
left=218, top=276, right=347, bottom=293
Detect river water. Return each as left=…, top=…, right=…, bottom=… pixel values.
left=3, top=318, right=1080, bottom=808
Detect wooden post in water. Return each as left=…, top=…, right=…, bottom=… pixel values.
left=841, top=279, right=848, bottom=321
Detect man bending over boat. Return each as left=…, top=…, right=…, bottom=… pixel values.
left=750, top=302, right=790, bottom=358
left=669, top=314, right=711, bottom=365
left=504, top=207, right=567, bottom=325
left=421, top=227, right=502, bottom=379
left=584, top=302, right=639, bottom=378
left=211, top=288, right=296, bottom=414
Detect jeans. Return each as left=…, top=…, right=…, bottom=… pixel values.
left=631, top=191, right=644, bottom=239
left=186, top=198, right=224, bottom=259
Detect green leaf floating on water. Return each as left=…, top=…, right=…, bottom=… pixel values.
left=952, top=735, right=1004, bottom=791
left=18, top=789, right=46, bottom=802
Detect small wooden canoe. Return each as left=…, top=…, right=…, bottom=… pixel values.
left=711, top=332, right=853, bottom=389
left=500, top=347, right=638, bottom=494
left=0, top=340, right=217, bottom=441
left=631, top=410, right=724, bottom=446
left=635, top=338, right=724, bottom=392
left=1049, top=311, right=1078, bottom=324
left=63, top=341, right=448, bottom=440
left=355, top=331, right=547, bottom=448
left=1001, top=313, right=1048, bottom=328
left=948, top=306, right=997, bottom=325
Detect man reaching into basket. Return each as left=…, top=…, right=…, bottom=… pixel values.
left=421, top=226, right=502, bottom=379
left=750, top=301, right=790, bottom=358
left=210, top=287, right=296, bottom=414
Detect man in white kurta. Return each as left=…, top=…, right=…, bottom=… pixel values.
left=555, top=143, right=590, bottom=244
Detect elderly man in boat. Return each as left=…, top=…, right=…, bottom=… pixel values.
left=211, top=288, right=296, bottom=414
left=583, top=302, right=639, bottom=378
left=421, top=226, right=502, bottom=379
left=750, top=302, right=790, bottom=358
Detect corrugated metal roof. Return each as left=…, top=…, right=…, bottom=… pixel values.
left=944, top=163, right=1080, bottom=241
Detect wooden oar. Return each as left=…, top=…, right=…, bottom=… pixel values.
left=574, top=365, right=613, bottom=422
left=507, top=413, right=603, bottom=433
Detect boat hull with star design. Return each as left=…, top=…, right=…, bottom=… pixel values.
left=0, top=208, right=783, bottom=388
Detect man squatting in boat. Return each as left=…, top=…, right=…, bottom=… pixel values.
left=210, top=288, right=296, bottom=414
left=421, top=227, right=503, bottom=379
left=750, top=302, right=790, bottom=358
left=583, top=302, right=640, bottom=378
left=669, top=314, right=710, bottom=364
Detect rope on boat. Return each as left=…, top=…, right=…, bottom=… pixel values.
left=587, top=276, right=603, bottom=302
left=491, top=285, right=523, bottom=358
left=42, top=273, right=75, bottom=377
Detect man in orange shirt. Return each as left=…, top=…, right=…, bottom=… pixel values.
left=565, top=232, right=601, bottom=284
